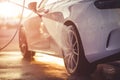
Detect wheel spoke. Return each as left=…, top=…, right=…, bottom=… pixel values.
left=64, top=53, right=71, bottom=60
left=69, top=31, right=75, bottom=46
left=68, top=55, right=72, bottom=69
left=72, top=55, right=77, bottom=65
left=68, top=53, right=73, bottom=69
left=71, top=54, right=76, bottom=69
left=63, top=24, right=80, bottom=73
left=73, top=50, right=79, bottom=56
left=73, top=41, right=77, bottom=48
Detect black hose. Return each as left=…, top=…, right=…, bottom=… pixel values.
left=0, top=0, right=25, bottom=51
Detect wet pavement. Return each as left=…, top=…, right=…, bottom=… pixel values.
left=0, top=51, right=120, bottom=80
left=0, top=52, right=68, bottom=80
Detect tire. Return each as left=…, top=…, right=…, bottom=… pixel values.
left=19, top=27, right=35, bottom=59
left=62, top=22, right=96, bottom=75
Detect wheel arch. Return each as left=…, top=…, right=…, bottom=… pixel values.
left=63, top=20, right=95, bottom=74
left=64, top=20, right=81, bottom=38
left=64, top=20, right=95, bottom=63
left=64, top=20, right=85, bottom=55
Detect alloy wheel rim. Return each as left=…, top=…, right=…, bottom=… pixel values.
left=63, top=25, right=80, bottom=73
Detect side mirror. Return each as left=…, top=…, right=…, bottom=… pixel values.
left=28, top=2, right=37, bottom=12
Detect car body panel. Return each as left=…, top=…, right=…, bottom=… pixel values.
left=23, top=13, right=50, bottom=51
left=67, top=1, right=120, bottom=62
left=22, top=0, right=120, bottom=63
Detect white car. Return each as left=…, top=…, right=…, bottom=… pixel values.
left=19, top=0, right=120, bottom=75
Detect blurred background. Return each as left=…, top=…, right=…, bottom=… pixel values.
left=0, top=0, right=33, bottom=51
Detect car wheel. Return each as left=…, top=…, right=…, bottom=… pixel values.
left=19, top=27, right=35, bottom=59
left=62, top=22, right=96, bottom=75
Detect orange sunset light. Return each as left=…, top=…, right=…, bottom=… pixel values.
left=0, top=2, right=31, bottom=18
left=0, top=2, right=20, bottom=18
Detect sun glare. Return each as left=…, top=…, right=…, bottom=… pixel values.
left=35, top=53, right=65, bottom=66
left=0, top=2, right=32, bottom=18
left=0, top=2, right=21, bottom=18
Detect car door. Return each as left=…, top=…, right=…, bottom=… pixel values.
left=23, top=10, right=50, bottom=50
left=38, top=0, right=70, bottom=48
left=39, top=0, right=79, bottom=47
